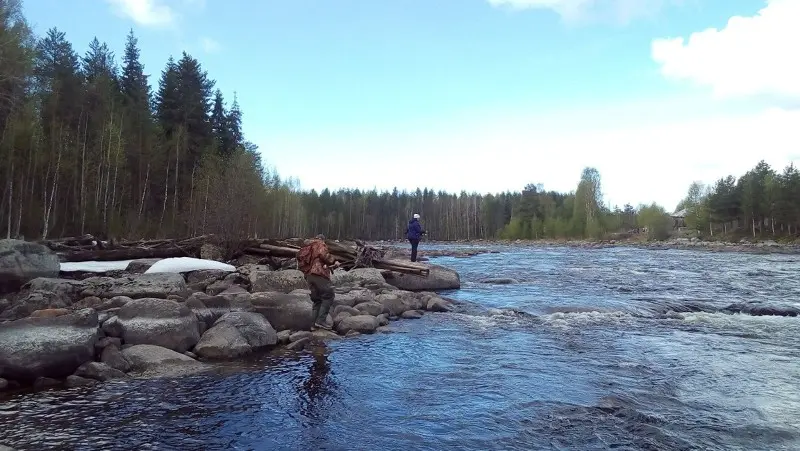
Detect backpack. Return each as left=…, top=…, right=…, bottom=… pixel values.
left=296, top=243, right=316, bottom=274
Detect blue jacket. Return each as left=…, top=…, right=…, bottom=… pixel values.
left=406, top=218, right=424, bottom=241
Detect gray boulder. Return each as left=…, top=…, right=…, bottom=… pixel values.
left=249, top=269, right=307, bottom=293
left=0, top=239, right=60, bottom=294
left=335, top=315, right=379, bottom=335
left=125, top=258, right=162, bottom=273
left=117, top=298, right=200, bottom=353
left=194, top=312, right=277, bottom=359
left=81, top=273, right=188, bottom=299
left=354, top=301, right=386, bottom=316
left=332, top=289, right=376, bottom=307
left=185, top=291, right=254, bottom=328
left=250, top=291, right=313, bottom=331
left=74, top=361, right=128, bottom=381
left=331, top=268, right=386, bottom=287
left=121, top=344, right=208, bottom=377
left=383, top=264, right=460, bottom=292
left=0, top=308, right=99, bottom=382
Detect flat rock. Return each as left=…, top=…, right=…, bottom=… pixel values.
left=117, top=298, right=200, bottom=353
left=0, top=239, right=60, bottom=294
left=80, top=273, right=188, bottom=299
left=74, top=361, right=128, bottom=381
left=251, top=291, right=313, bottom=331
left=383, top=263, right=460, bottom=292
left=249, top=269, right=307, bottom=293
left=335, top=315, right=379, bottom=335
left=185, top=292, right=255, bottom=327
left=121, top=344, right=208, bottom=377
left=194, top=312, right=277, bottom=359
left=354, top=301, right=386, bottom=316
left=401, top=309, right=424, bottom=319
left=0, top=308, right=99, bottom=382
left=331, top=268, right=386, bottom=287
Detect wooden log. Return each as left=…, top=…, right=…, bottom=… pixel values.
left=58, top=246, right=200, bottom=262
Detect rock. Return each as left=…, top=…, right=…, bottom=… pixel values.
left=33, top=377, right=61, bottom=389
left=289, top=331, right=312, bottom=342
left=249, top=269, right=307, bottom=293
left=236, top=264, right=271, bottom=280
left=185, top=292, right=255, bottom=327
left=0, top=298, right=8, bottom=313
left=100, top=345, right=132, bottom=373
left=345, top=330, right=361, bottom=338
left=219, top=285, right=248, bottom=296
left=0, top=308, right=99, bottom=382
left=117, top=298, right=200, bottom=353
left=0, top=377, right=7, bottom=390
left=480, top=278, right=519, bottom=285
left=311, top=329, right=341, bottom=340
left=22, top=277, right=85, bottom=300
left=194, top=312, right=277, bottom=359
left=81, top=273, right=188, bottom=299
left=426, top=296, right=453, bottom=312
left=65, top=375, right=97, bottom=388
left=184, top=351, right=197, bottom=359
left=96, top=296, right=131, bottom=311
left=125, top=258, right=162, bottom=273
left=376, top=293, right=418, bottom=316
left=401, top=309, right=424, bottom=319
left=121, top=344, right=209, bottom=377
left=333, top=311, right=353, bottom=328
left=383, top=264, right=460, bottom=292
left=251, top=291, right=313, bottom=331
left=354, top=301, right=386, bottom=316
left=336, top=315, right=379, bottom=335
left=286, top=337, right=309, bottom=350
left=277, top=330, right=291, bottom=344
left=332, top=305, right=360, bottom=318
left=101, top=315, right=124, bottom=338
left=376, top=314, right=390, bottom=326
left=332, top=289, right=376, bottom=307
left=74, top=361, right=128, bottom=381
left=0, top=290, right=73, bottom=321
left=331, top=268, right=386, bottom=287
left=73, top=295, right=104, bottom=309
left=186, top=269, right=228, bottom=284
left=30, top=308, right=71, bottom=318
left=0, top=239, right=60, bottom=294
left=95, top=336, right=122, bottom=351
left=376, top=326, right=394, bottom=333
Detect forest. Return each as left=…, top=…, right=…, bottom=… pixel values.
left=1, top=0, right=797, bottom=243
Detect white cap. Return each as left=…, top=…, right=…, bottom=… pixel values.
left=413, top=213, right=420, bottom=219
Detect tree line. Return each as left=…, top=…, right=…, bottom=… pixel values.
left=0, top=1, right=793, bottom=243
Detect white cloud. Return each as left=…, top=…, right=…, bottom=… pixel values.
left=106, top=0, right=175, bottom=27
left=488, top=0, right=675, bottom=24
left=200, top=37, right=221, bottom=54
left=652, top=0, right=800, bottom=101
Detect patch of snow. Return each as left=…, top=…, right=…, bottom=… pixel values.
left=144, top=257, right=235, bottom=274
left=60, top=260, right=134, bottom=273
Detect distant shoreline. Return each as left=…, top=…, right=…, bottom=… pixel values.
left=374, top=237, right=800, bottom=256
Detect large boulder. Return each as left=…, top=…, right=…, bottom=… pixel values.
left=0, top=239, right=61, bottom=294
left=116, top=298, right=200, bottom=353
left=249, top=269, right=307, bottom=293
left=331, top=268, right=386, bottom=287
left=383, top=264, right=460, bottom=292
left=332, top=289, right=376, bottom=307
left=376, top=292, right=420, bottom=316
left=185, top=292, right=254, bottom=329
left=81, top=273, right=188, bottom=299
left=335, top=315, right=379, bottom=335
left=250, top=291, right=313, bottom=331
left=194, top=312, right=277, bottom=359
left=121, top=344, right=208, bottom=377
left=0, top=308, right=99, bottom=382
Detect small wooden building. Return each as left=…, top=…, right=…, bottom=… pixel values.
left=671, top=209, right=687, bottom=230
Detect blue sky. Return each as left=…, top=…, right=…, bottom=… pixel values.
left=22, top=0, right=800, bottom=211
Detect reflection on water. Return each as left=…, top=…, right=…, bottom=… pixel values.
left=2, top=246, right=800, bottom=450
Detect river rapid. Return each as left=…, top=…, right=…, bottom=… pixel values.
left=2, top=245, right=799, bottom=450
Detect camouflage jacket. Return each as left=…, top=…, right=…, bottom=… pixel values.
left=303, top=239, right=336, bottom=279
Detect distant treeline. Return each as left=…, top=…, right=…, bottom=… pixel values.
left=0, top=1, right=793, bottom=242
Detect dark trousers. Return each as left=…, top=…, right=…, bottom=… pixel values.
left=409, top=239, right=420, bottom=262
left=306, top=274, right=335, bottom=326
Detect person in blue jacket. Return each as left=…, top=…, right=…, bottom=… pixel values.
left=405, top=213, right=426, bottom=262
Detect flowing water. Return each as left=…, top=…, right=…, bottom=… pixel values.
left=2, top=246, right=800, bottom=450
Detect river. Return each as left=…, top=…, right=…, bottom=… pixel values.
left=2, top=245, right=800, bottom=450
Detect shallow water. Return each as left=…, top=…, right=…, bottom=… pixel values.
left=2, top=246, right=800, bottom=450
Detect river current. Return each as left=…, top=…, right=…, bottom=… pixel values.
left=2, top=245, right=800, bottom=450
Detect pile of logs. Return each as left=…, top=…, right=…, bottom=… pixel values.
left=41, top=234, right=429, bottom=277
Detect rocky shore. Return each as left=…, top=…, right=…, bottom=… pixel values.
left=0, top=239, right=461, bottom=394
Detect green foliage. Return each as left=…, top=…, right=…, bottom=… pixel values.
left=637, top=203, right=671, bottom=241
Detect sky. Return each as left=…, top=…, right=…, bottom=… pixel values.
left=21, top=0, right=800, bottom=211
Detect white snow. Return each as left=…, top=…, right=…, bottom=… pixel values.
left=60, top=260, right=134, bottom=273
left=144, top=257, right=235, bottom=274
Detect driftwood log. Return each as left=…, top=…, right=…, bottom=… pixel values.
left=44, top=235, right=429, bottom=276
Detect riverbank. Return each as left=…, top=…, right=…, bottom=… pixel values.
left=376, top=236, right=800, bottom=256
left=0, top=239, right=461, bottom=395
